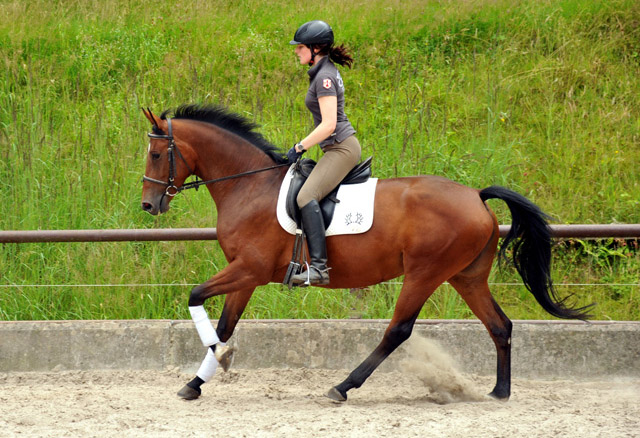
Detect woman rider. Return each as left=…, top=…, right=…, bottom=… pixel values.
left=287, top=20, right=361, bottom=286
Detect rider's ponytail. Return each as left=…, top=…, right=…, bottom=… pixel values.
left=316, top=44, right=354, bottom=68
left=329, top=44, right=353, bottom=68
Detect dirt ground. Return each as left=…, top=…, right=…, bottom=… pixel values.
left=1, top=337, right=638, bottom=438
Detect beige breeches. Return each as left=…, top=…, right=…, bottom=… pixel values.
left=296, top=135, right=362, bottom=208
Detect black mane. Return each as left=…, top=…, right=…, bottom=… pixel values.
left=159, top=104, right=288, bottom=165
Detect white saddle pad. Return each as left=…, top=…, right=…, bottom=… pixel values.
left=276, top=166, right=378, bottom=236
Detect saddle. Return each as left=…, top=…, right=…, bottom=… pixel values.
left=285, top=156, right=373, bottom=229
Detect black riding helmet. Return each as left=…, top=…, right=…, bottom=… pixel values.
left=290, top=20, right=334, bottom=66
left=289, top=20, right=334, bottom=46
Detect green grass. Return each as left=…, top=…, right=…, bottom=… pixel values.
left=0, top=0, right=638, bottom=321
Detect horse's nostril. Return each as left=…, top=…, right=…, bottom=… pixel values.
left=141, top=202, right=153, bottom=212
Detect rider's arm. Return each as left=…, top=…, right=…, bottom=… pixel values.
left=297, top=95, right=337, bottom=151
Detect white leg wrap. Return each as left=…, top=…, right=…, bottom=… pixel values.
left=196, top=348, right=218, bottom=382
left=189, top=305, right=220, bottom=347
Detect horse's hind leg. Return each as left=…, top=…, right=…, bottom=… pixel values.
left=448, top=273, right=512, bottom=400
left=328, top=277, right=438, bottom=402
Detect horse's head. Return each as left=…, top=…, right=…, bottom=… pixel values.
left=140, top=108, right=197, bottom=215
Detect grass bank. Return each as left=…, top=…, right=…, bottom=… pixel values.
left=0, top=0, right=638, bottom=320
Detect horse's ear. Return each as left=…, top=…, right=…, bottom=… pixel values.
left=142, top=107, right=159, bottom=128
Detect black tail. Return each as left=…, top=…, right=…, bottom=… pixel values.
left=480, top=186, right=592, bottom=320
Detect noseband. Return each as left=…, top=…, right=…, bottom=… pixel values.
left=142, top=117, right=289, bottom=196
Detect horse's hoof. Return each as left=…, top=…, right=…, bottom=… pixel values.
left=177, top=385, right=201, bottom=400
left=488, top=390, right=510, bottom=401
left=215, top=345, right=235, bottom=372
left=326, top=387, right=347, bottom=402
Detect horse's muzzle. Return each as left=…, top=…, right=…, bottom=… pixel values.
left=141, top=196, right=170, bottom=215
left=141, top=201, right=158, bottom=215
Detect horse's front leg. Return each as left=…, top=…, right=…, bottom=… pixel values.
left=177, top=289, right=254, bottom=400
left=177, top=262, right=261, bottom=400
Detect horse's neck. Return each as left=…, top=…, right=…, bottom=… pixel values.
left=192, top=125, right=282, bottom=209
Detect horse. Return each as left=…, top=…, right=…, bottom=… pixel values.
left=140, top=103, right=590, bottom=402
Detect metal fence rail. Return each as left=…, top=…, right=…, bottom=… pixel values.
left=0, top=224, right=639, bottom=243
left=0, top=228, right=218, bottom=243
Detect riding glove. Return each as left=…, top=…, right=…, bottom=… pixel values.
left=287, top=143, right=305, bottom=164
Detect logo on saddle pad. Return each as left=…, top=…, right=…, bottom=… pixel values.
left=277, top=166, right=378, bottom=236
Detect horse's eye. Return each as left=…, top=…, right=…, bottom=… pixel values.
left=151, top=152, right=161, bottom=160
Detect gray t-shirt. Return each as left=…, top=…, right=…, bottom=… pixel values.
left=305, top=57, right=356, bottom=148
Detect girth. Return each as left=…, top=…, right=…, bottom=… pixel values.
left=285, top=156, right=373, bottom=229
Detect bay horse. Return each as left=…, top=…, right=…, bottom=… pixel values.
left=140, top=104, right=590, bottom=402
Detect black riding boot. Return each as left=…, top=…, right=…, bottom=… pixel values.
left=291, top=200, right=330, bottom=286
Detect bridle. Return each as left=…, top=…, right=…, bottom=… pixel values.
left=142, top=117, right=289, bottom=197
left=143, top=118, right=193, bottom=197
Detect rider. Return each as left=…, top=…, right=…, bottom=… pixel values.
left=287, top=20, right=361, bottom=286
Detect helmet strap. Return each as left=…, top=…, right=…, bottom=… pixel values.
left=308, top=45, right=316, bottom=66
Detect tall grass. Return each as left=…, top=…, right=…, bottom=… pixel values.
left=0, top=0, right=638, bottom=321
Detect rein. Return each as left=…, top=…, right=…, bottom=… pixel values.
left=143, top=117, right=289, bottom=197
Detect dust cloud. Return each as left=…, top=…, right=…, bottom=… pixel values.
left=400, top=335, right=489, bottom=404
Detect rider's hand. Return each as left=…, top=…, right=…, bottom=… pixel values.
left=287, top=143, right=305, bottom=164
